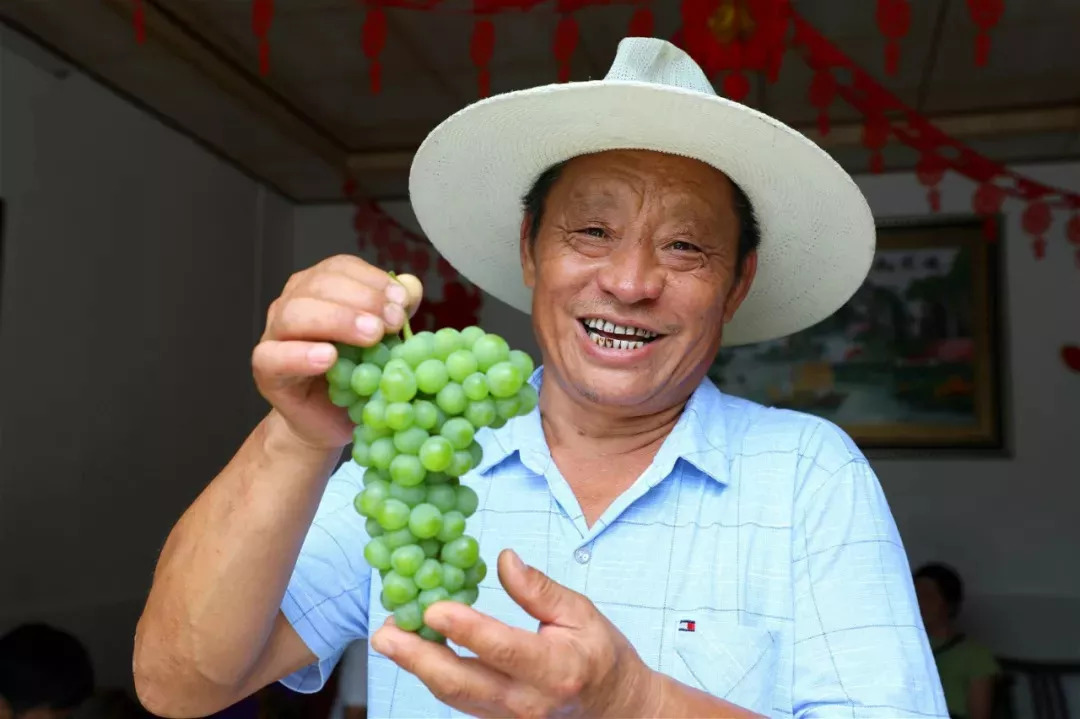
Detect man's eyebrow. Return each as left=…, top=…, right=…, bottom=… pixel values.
left=564, top=187, right=620, bottom=215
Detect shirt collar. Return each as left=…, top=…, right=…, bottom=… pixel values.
left=475, top=366, right=732, bottom=486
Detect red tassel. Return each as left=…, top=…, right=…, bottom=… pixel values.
left=258, top=40, right=270, bottom=76
left=928, top=188, right=941, bottom=212
left=723, top=71, right=751, bottom=101
left=471, top=19, right=496, bottom=98
left=876, top=0, right=910, bottom=76
left=884, top=40, right=900, bottom=75
left=628, top=7, right=654, bottom=37
left=974, top=31, right=991, bottom=67
left=252, top=0, right=274, bottom=76
left=862, top=117, right=890, bottom=173
left=1031, top=238, right=1046, bottom=259
left=982, top=216, right=997, bottom=242
left=133, top=0, right=146, bottom=44
left=363, top=7, right=388, bottom=95
left=553, top=15, right=578, bottom=83
left=808, top=69, right=836, bottom=136
left=1066, top=213, right=1080, bottom=246
left=966, top=0, right=1004, bottom=67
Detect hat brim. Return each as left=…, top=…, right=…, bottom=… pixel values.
left=409, top=81, right=875, bottom=346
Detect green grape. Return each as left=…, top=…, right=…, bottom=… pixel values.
left=473, top=335, right=510, bottom=371
left=425, top=471, right=451, bottom=485
left=408, top=503, right=443, bottom=539
left=433, top=407, right=448, bottom=431
left=379, top=567, right=390, bottom=581
left=389, top=343, right=407, bottom=361
left=462, top=372, right=490, bottom=401
left=389, top=454, right=426, bottom=487
left=456, top=485, right=479, bottom=517
left=465, top=399, right=497, bottom=428
left=326, top=357, right=357, bottom=389
left=388, top=481, right=427, bottom=507
left=336, top=343, right=364, bottom=363
left=418, top=436, right=453, bottom=472
left=382, top=528, right=417, bottom=550
left=418, top=538, right=441, bottom=559
left=418, top=625, right=446, bottom=643
left=517, top=384, right=539, bottom=415
left=362, top=398, right=388, bottom=431
left=418, top=587, right=450, bottom=611
left=436, top=510, right=466, bottom=543
left=495, top=396, right=521, bottom=420
left=489, top=416, right=507, bottom=430
left=442, top=536, right=480, bottom=569
left=383, top=358, right=411, bottom=375
left=463, top=558, right=487, bottom=588
left=400, top=332, right=436, bottom=368
left=390, top=544, right=425, bottom=576
left=441, top=564, right=466, bottom=593
left=350, top=363, right=382, bottom=396
left=364, top=467, right=387, bottom=485
left=363, top=537, right=392, bottom=571
left=357, top=480, right=390, bottom=518
left=365, top=517, right=385, bottom=537
left=436, top=383, right=468, bottom=416
left=361, top=342, right=391, bottom=367
left=451, top=587, right=479, bottom=606
left=508, top=349, right=535, bottom=379
left=385, top=402, right=415, bottom=431
left=440, top=417, right=475, bottom=450
left=351, top=442, right=371, bottom=466
left=425, top=484, right=457, bottom=514
left=412, top=400, right=439, bottom=430
left=459, top=326, right=485, bottom=349
left=445, top=350, right=479, bottom=384
left=446, top=450, right=473, bottom=478
left=347, top=399, right=368, bottom=425
left=380, top=589, right=396, bottom=612
left=381, top=367, right=418, bottom=403
left=393, top=427, right=429, bottom=455
left=394, top=600, right=424, bottom=632
left=486, top=361, right=524, bottom=398
left=468, top=441, right=484, bottom=470
left=358, top=423, right=392, bottom=444
left=329, top=385, right=360, bottom=407
left=414, top=558, right=443, bottom=589
left=433, top=327, right=463, bottom=360
left=369, top=437, right=397, bottom=471
left=383, top=571, right=419, bottom=605
left=377, top=498, right=410, bottom=531
left=415, top=359, right=450, bottom=395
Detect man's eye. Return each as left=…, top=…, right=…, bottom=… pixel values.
left=670, top=240, right=701, bottom=252
left=578, top=227, right=606, bottom=238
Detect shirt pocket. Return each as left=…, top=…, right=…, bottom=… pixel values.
left=672, top=620, right=779, bottom=715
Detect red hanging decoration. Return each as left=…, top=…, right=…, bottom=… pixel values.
left=972, top=181, right=1005, bottom=241
left=251, top=0, right=274, bottom=76
left=808, top=68, right=836, bottom=136
left=471, top=19, right=496, bottom=98
left=915, top=151, right=947, bottom=212
left=553, top=14, right=579, bottom=83
left=1067, top=213, right=1080, bottom=269
left=876, top=0, right=910, bottom=76
left=966, top=0, right=1004, bottom=67
left=723, top=71, right=751, bottom=101
left=1022, top=200, right=1052, bottom=260
left=628, top=6, right=654, bottom=37
left=132, top=0, right=146, bottom=44
left=861, top=115, right=890, bottom=174
left=363, top=7, right=388, bottom=94
left=1063, top=345, right=1080, bottom=373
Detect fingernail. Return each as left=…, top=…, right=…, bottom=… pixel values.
left=308, top=344, right=335, bottom=366
left=383, top=302, right=405, bottom=327
left=386, top=282, right=408, bottom=305
left=374, top=634, right=396, bottom=657
left=355, top=313, right=381, bottom=337
left=508, top=550, right=525, bottom=571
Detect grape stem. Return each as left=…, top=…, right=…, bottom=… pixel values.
left=388, top=271, right=414, bottom=340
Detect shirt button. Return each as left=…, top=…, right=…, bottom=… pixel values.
left=574, top=548, right=591, bottom=564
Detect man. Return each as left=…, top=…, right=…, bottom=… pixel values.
left=133, top=37, right=946, bottom=717
left=0, top=623, right=95, bottom=719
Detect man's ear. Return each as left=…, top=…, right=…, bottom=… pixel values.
left=723, top=250, right=758, bottom=324
left=520, top=214, right=537, bottom=290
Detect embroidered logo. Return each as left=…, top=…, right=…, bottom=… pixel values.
left=678, top=619, right=696, bottom=632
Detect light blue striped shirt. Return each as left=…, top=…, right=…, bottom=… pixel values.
left=281, top=369, right=947, bottom=718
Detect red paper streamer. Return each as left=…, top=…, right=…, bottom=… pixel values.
left=471, top=19, right=496, bottom=97
left=132, top=0, right=146, bottom=45
left=252, top=0, right=274, bottom=76
left=966, top=0, right=1004, bottom=67
left=876, top=0, right=910, bottom=76
left=553, top=14, right=579, bottom=83
left=363, top=7, right=388, bottom=94
left=628, top=7, right=654, bottom=37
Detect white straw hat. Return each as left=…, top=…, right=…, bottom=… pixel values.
left=409, top=37, right=875, bottom=346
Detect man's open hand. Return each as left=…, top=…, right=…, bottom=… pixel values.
left=370, top=549, right=659, bottom=718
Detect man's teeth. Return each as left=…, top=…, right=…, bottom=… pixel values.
left=582, top=318, right=657, bottom=350
left=589, top=334, right=644, bottom=350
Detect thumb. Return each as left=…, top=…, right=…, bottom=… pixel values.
left=497, top=549, right=591, bottom=628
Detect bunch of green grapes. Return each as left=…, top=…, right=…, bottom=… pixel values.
left=326, top=319, right=537, bottom=642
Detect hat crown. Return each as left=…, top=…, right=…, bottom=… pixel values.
left=602, top=37, right=717, bottom=97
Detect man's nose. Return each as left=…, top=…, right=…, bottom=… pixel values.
left=595, top=237, right=664, bottom=305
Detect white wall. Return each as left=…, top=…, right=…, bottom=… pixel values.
left=293, top=165, right=1080, bottom=662
left=0, top=34, right=293, bottom=690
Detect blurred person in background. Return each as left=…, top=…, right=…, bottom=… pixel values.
left=0, top=624, right=94, bottom=719
left=915, top=563, right=1000, bottom=719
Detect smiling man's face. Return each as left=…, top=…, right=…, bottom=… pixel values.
left=521, top=149, right=757, bottom=413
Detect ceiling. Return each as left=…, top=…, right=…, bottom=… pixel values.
left=3, top=0, right=1079, bottom=203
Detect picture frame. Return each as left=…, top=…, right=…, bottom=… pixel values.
left=710, top=217, right=1004, bottom=451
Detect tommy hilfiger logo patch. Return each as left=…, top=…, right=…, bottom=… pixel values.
left=678, top=620, right=696, bottom=632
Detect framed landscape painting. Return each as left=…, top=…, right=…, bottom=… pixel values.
left=710, top=218, right=1004, bottom=450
